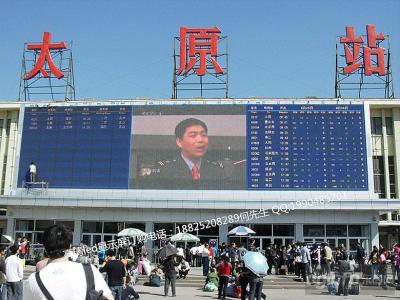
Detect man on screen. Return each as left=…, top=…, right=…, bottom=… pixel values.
left=149, top=118, right=226, bottom=189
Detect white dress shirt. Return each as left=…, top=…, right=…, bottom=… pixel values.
left=5, top=255, right=23, bottom=282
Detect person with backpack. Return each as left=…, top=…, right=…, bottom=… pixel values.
left=336, top=259, right=351, bottom=296
left=26, top=224, right=113, bottom=300
left=368, top=246, right=380, bottom=280
left=100, top=249, right=127, bottom=300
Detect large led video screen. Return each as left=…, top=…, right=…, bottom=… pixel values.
left=18, top=103, right=368, bottom=190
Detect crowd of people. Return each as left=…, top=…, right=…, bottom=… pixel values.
left=0, top=228, right=400, bottom=299
left=167, top=240, right=400, bottom=298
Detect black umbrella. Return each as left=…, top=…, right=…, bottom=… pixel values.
left=157, top=244, right=178, bottom=259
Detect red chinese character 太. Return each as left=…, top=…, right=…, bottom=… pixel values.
left=178, top=27, right=223, bottom=76
left=364, top=24, right=386, bottom=76
left=24, top=32, right=67, bottom=80
left=340, top=26, right=364, bottom=75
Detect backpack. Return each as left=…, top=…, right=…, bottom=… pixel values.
left=82, top=264, right=109, bottom=300
left=372, top=252, right=379, bottom=264
left=327, top=281, right=338, bottom=294
left=35, top=263, right=108, bottom=300
left=349, top=283, right=360, bottom=295
left=149, top=274, right=161, bottom=287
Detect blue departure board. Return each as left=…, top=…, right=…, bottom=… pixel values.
left=246, top=104, right=367, bottom=190
left=18, top=105, right=132, bottom=188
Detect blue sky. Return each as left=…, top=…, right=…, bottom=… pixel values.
left=1, top=0, right=399, bottom=100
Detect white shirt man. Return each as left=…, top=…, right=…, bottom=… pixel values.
left=5, top=253, right=23, bottom=282
left=26, top=260, right=111, bottom=300
left=177, top=246, right=184, bottom=258
left=29, top=162, right=37, bottom=182
left=5, top=248, right=23, bottom=299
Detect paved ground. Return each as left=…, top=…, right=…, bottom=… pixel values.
left=22, top=265, right=400, bottom=299
left=134, top=285, right=400, bottom=300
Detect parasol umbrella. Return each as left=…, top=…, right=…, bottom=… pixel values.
left=228, top=226, right=256, bottom=236
left=228, top=226, right=256, bottom=246
left=117, top=228, right=146, bottom=237
left=1, top=235, right=14, bottom=243
left=169, top=232, right=200, bottom=242
left=157, top=244, right=178, bottom=259
left=243, top=251, right=269, bottom=276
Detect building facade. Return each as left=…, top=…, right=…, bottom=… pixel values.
left=0, top=99, right=398, bottom=258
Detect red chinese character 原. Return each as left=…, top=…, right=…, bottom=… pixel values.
left=178, top=27, right=223, bottom=76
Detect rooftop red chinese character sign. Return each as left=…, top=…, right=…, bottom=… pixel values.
left=24, top=32, right=67, bottom=80
left=19, top=32, right=75, bottom=101
left=178, top=27, right=223, bottom=76
left=340, top=25, right=385, bottom=76
left=335, top=24, right=394, bottom=99
left=173, top=27, right=228, bottom=98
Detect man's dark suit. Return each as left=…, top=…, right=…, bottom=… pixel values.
left=142, top=155, right=226, bottom=189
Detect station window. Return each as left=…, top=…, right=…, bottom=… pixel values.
left=82, top=222, right=102, bottom=233
left=252, top=224, right=272, bottom=236
left=103, top=222, right=124, bottom=234
left=373, top=156, right=385, bottom=198
left=386, top=117, right=393, bottom=135
left=304, top=225, right=325, bottom=237
left=35, top=220, right=55, bottom=231
left=15, top=220, right=34, bottom=231
left=125, top=223, right=145, bottom=232
left=326, top=225, right=347, bottom=237
left=371, top=117, right=383, bottom=135
left=348, top=225, right=362, bottom=237
left=55, top=221, right=74, bottom=231
left=273, top=225, right=294, bottom=236
left=154, top=223, right=174, bottom=237
left=389, top=156, right=396, bottom=198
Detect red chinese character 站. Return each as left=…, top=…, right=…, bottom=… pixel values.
left=340, top=26, right=364, bottom=75
left=363, top=24, right=386, bottom=76
left=340, top=25, right=386, bottom=76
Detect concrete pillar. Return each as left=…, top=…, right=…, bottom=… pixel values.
left=0, top=117, right=7, bottom=194
left=382, top=110, right=391, bottom=199
left=370, top=222, right=379, bottom=251
left=219, top=224, right=229, bottom=244
left=392, top=108, right=400, bottom=197
left=73, top=220, right=82, bottom=245
left=6, top=217, right=14, bottom=237
left=295, top=223, right=303, bottom=242
left=145, top=222, right=154, bottom=260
